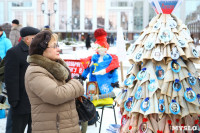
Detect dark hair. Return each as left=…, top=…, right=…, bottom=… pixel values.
left=29, top=30, right=52, bottom=55
left=12, top=19, right=19, bottom=25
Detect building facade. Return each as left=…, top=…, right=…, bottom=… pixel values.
left=0, top=0, right=199, bottom=40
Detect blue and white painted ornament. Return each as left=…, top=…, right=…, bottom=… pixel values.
left=141, top=97, right=150, bottom=112
left=124, top=97, right=134, bottom=112
left=124, top=75, right=135, bottom=86
left=166, top=19, right=177, bottom=29
left=170, top=47, right=179, bottom=60
left=135, top=86, right=142, bottom=100
left=144, top=41, right=155, bottom=50
left=137, top=68, right=147, bottom=81
left=153, top=48, right=163, bottom=61
left=148, top=79, right=157, bottom=92
left=197, top=94, right=200, bottom=105
left=127, top=64, right=134, bottom=74
left=177, top=37, right=186, bottom=48
left=184, top=87, right=196, bottom=102
left=192, top=47, right=199, bottom=58
left=153, top=20, right=161, bottom=30
left=188, top=73, right=196, bottom=86
left=169, top=99, right=180, bottom=115
left=134, top=48, right=143, bottom=62
left=158, top=28, right=173, bottom=43
left=171, top=60, right=181, bottom=73
left=155, top=66, right=164, bottom=80
left=173, top=79, right=182, bottom=92
left=158, top=99, right=165, bottom=113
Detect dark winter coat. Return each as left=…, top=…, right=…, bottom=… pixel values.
left=85, top=35, right=91, bottom=48
left=25, top=55, right=84, bottom=133
left=5, top=40, right=31, bottom=114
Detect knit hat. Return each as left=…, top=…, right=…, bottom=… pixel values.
left=44, top=25, right=50, bottom=29
left=29, top=30, right=52, bottom=55
left=12, top=19, right=19, bottom=25
left=20, top=26, right=40, bottom=37
left=94, top=28, right=109, bottom=49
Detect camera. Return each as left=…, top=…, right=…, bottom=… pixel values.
left=0, top=95, right=6, bottom=104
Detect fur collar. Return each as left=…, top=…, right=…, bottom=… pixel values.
left=27, top=55, right=69, bottom=81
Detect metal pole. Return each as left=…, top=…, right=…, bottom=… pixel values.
left=127, top=22, right=128, bottom=40
left=48, top=12, right=50, bottom=27
left=72, top=23, right=74, bottom=41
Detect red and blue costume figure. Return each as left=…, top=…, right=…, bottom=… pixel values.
left=81, top=28, right=119, bottom=106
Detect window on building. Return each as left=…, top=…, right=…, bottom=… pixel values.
left=109, top=12, right=117, bottom=30
left=59, top=0, right=68, bottom=30
left=85, top=0, right=93, bottom=30
left=97, top=0, right=105, bottom=29
left=72, top=0, right=80, bottom=30
left=12, top=1, right=32, bottom=7
left=134, top=1, right=143, bottom=30
left=121, top=12, right=128, bottom=30
left=118, top=2, right=127, bottom=7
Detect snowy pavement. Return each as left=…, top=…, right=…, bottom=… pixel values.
left=0, top=107, right=122, bottom=133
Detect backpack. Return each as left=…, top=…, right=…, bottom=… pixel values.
left=0, top=57, right=5, bottom=82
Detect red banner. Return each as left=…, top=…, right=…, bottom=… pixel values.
left=64, top=59, right=84, bottom=78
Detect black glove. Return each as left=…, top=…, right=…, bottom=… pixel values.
left=111, top=81, right=119, bottom=88
left=79, top=75, right=87, bottom=81
left=73, top=76, right=83, bottom=85
left=0, top=95, right=6, bottom=104
left=10, top=101, right=19, bottom=108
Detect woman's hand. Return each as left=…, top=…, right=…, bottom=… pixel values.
left=76, top=96, right=87, bottom=103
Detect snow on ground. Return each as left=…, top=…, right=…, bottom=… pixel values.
left=0, top=108, right=121, bottom=133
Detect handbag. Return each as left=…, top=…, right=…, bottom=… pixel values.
left=88, top=111, right=100, bottom=125
left=76, top=96, right=96, bottom=122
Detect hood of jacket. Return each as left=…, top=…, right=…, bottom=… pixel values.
left=27, top=55, right=69, bottom=81
left=0, top=31, right=6, bottom=40
left=11, top=25, right=22, bottom=31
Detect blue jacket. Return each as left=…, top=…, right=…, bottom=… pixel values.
left=82, top=54, right=118, bottom=94
left=0, top=32, right=12, bottom=59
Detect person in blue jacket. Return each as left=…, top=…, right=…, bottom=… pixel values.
left=0, top=26, right=12, bottom=59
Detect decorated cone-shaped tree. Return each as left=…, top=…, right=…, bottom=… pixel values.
left=115, top=0, right=200, bottom=133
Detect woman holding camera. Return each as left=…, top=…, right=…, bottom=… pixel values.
left=25, top=31, right=84, bottom=133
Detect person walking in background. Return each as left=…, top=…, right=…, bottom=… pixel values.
left=1, top=23, right=12, bottom=39
left=5, top=26, right=40, bottom=133
left=25, top=30, right=84, bottom=133
left=86, top=34, right=91, bottom=50
left=107, top=35, right=111, bottom=45
left=9, top=19, right=22, bottom=46
left=110, top=35, right=114, bottom=46
left=0, top=26, right=12, bottom=59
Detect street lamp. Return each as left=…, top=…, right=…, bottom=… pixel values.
left=41, top=2, right=57, bottom=27
left=61, top=16, right=77, bottom=40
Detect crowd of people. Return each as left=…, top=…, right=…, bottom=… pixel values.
left=0, top=19, right=86, bottom=133
left=0, top=19, right=119, bottom=133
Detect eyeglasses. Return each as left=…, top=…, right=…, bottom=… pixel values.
left=47, top=43, right=59, bottom=49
